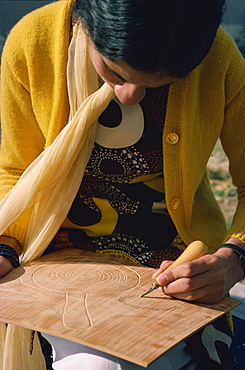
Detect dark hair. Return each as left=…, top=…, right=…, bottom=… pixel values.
left=74, top=0, right=226, bottom=77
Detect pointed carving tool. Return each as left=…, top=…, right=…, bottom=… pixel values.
left=141, top=240, right=208, bottom=297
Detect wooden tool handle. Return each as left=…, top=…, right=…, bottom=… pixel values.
left=152, top=240, right=208, bottom=288
left=168, top=240, right=208, bottom=269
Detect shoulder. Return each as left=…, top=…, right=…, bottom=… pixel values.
left=203, top=27, right=245, bottom=72
left=196, top=27, right=245, bottom=101
left=8, top=0, right=75, bottom=32
left=2, top=0, right=75, bottom=64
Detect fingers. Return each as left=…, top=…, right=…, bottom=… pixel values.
left=152, top=260, right=172, bottom=280
left=155, top=255, right=211, bottom=286
left=152, top=253, right=212, bottom=284
left=162, top=283, right=225, bottom=304
left=152, top=254, right=227, bottom=303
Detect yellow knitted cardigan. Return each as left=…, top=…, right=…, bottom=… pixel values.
left=1, top=0, right=245, bottom=251
left=0, top=0, right=245, bottom=368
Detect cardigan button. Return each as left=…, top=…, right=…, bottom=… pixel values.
left=166, top=132, right=179, bottom=144
left=171, top=198, right=181, bottom=210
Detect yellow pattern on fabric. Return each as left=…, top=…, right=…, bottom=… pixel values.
left=171, top=235, right=187, bottom=252
left=129, top=172, right=162, bottom=184
left=62, top=197, right=118, bottom=236
left=98, top=249, right=141, bottom=264
left=143, top=175, right=165, bottom=192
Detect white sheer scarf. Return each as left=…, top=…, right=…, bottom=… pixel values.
left=0, top=23, right=114, bottom=369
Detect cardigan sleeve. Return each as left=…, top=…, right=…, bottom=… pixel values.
left=0, top=29, right=46, bottom=246
left=221, top=82, right=245, bottom=244
left=219, top=32, right=245, bottom=244
left=0, top=0, right=72, bottom=246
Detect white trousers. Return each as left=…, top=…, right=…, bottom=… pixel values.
left=42, top=333, right=200, bottom=370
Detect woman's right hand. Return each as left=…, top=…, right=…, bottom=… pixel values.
left=0, top=256, right=16, bottom=277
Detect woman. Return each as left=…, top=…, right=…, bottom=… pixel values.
left=0, top=0, right=244, bottom=369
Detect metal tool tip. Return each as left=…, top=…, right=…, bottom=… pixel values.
left=140, top=286, right=156, bottom=297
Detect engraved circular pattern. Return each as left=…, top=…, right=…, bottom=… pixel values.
left=31, top=264, right=140, bottom=293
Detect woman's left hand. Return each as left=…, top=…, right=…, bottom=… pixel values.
left=152, top=247, right=244, bottom=304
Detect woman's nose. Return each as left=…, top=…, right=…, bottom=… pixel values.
left=114, top=83, right=146, bottom=105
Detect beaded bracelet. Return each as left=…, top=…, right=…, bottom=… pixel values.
left=219, top=243, right=245, bottom=277
left=0, top=244, right=20, bottom=268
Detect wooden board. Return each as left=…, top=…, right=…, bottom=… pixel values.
left=0, top=249, right=240, bottom=367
